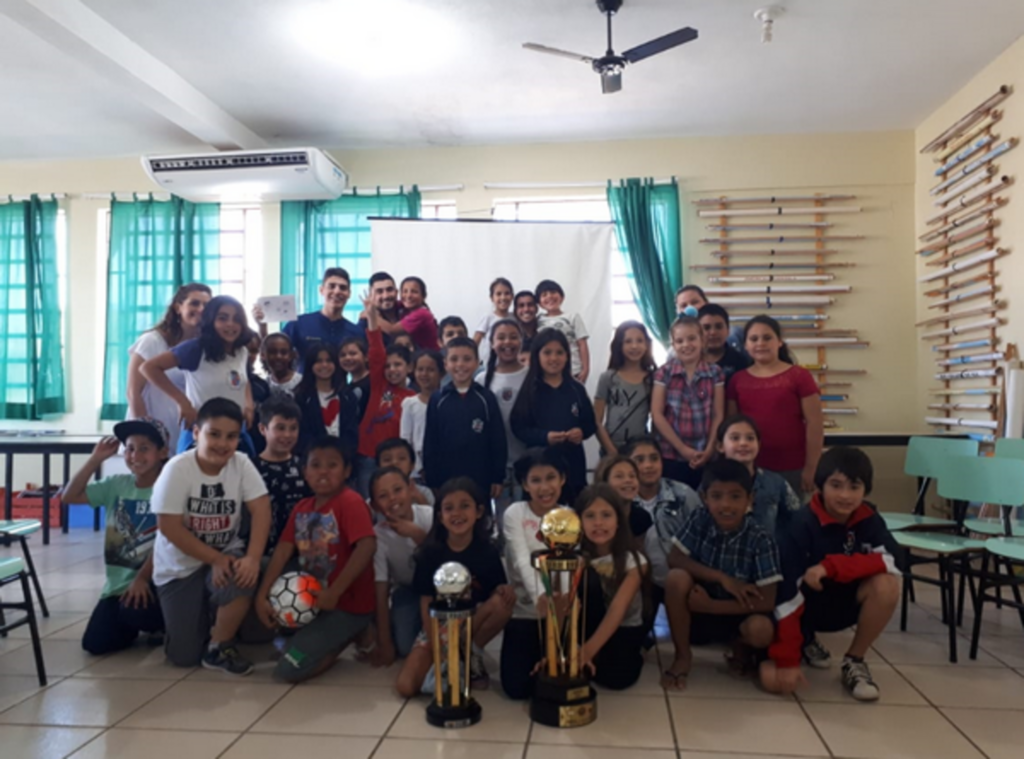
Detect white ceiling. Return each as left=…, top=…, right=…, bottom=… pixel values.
left=2, top=0, right=1024, bottom=160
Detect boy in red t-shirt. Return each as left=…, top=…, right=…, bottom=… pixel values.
left=257, top=436, right=377, bottom=683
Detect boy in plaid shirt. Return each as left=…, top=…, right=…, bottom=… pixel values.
left=660, top=459, right=781, bottom=690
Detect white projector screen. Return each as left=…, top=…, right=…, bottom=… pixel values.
left=370, top=218, right=614, bottom=395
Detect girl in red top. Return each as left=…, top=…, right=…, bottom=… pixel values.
left=398, top=277, right=440, bottom=351
left=726, top=315, right=823, bottom=498
left=358, top=294, right=416, bottom=462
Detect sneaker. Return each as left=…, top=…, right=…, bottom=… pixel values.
left=841, top=657, right=880, bottom=701
left=470, top=649, right=490, bottom=690
left=202, top=644, right=254, bottom=676
left=803, top=636, right=832, bottom=669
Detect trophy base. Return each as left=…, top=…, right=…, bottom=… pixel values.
left=530, top=675, right=597, bottom=728
left=426, top=699, right=482, bottom=729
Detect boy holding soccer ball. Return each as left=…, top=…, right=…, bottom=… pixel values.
left=257, top=436, right=377, bottom=683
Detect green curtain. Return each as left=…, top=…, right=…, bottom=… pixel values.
left=99, top=196, right=221, bottom=420
left=607, top=178, right=683, bottom=346
left=0, top=196, right=66, bottom=419
left=280, top=186, right=421, bottom=320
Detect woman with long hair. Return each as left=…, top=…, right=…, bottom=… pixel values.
left=126, top=283, right=212, bottom=452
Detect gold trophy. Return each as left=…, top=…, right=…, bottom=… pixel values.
left=426, top=561, right=482, bottom=728
left=530, top=507, right=597, bottom=727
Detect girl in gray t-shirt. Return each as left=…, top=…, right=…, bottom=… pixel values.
left=594, top=321, right=657, bottom=454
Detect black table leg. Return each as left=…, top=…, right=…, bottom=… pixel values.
left=42, top=454, right=50, bottom=545
left=4, top=452, right=12, bottom=521
left=944, top=557, right=958, bottom=663
left=62, top=453, right=71, bottom=533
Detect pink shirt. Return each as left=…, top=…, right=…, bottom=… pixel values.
left=726, top=365, right=819, bottom=472
left=400, top=307, right=440, bottom=351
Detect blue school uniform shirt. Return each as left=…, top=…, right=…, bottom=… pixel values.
left=510, top=379, right=596, bottom=497
left=423, top=382, right=507, bottom=496
left=284, top=312, right=365, bottom=370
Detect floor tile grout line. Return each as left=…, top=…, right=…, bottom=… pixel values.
left=232, top=679, right=296, bottom=735
left=652, top=643, right=686, bottom=755
left=521, top=717, right=533, bottom=759
left=213, top=730, right=247, bottom=759
left=61, top=726, right=111, bottom=759
left=370, top=692, right=415, bottom=755
left=0, top=675, right=68, bottom=717
left=878, top=650, right=996, bottom=759
left=792, top=697, right=836, bottom=759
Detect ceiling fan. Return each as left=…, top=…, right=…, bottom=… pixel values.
left=523, top=0, right=698, bottom=94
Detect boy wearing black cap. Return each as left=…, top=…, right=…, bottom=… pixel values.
left=62, top=417, right=170, bottom=655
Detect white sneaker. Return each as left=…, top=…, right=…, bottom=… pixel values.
left=802, top=636, right=832, bottom=669
left=841, top=657, right=880, bottom=702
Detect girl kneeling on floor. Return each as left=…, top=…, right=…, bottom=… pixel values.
left=573, top=483, right=649, bottom=690
left=395, top=478, right=516, bottom=697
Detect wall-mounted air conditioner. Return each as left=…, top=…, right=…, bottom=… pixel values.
left=141, top=147, right=348, bottom=202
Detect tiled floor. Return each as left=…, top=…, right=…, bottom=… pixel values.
left=2, top=529, right=1024, bottom=758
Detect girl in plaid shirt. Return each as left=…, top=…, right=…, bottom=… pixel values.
left=651, top=317, right=725, bottom=491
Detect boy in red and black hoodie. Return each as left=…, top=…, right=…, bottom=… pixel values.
left=760, top=446, right=901, bottom=702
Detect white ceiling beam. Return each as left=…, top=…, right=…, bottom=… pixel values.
left=0, top=0, right=266, bottom=150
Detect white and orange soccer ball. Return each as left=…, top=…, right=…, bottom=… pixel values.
left=268, top=571, right=322, bottom=628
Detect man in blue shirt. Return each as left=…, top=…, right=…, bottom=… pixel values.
left=256, top=268, right=365, bottom=370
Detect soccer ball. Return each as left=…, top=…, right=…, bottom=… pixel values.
left=268, top=571, right=322, bottom=628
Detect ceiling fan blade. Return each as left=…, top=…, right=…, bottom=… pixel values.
left=522, top=42, right=594, bottom=64
left=621, top=26, right=698, bottom=64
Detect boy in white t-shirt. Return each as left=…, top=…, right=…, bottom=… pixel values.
left=535, top=279, right=590, bottom=383
left=152, top=398, right=271, bottom=675
left=367, top=466, right=433, bottom=665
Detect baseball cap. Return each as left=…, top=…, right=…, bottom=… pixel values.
left=113, top=417, right=170, bottom=450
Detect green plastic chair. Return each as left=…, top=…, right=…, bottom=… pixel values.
left=896, top=452, right=1019, bottom=662
left=994, top=438, right=1024, bottom=460
left=928, top=454, right=1024, bottom=661
left=0, top=519, right=49, bottom=618
left=884, top=436, right=978, bottom=532
left=941, top=455, right=1024, bottom=536
left=0, top=556, right=47, bottom=685
left=968, top=439, right=1024, bottom=536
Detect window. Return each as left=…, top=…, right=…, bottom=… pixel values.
left=98, top=205, right=262, bottom=306
left=98, top=202, right=261, bottom=419
left=420, top=200, right=458, bottom=220
left=0, top=201, right=66, bottom=417
left=491, top=196, right=645, bottom=329
left=217, top=206, right=263, bottom=305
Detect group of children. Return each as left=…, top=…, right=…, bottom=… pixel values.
left=65, top=269, right=900, bottom=706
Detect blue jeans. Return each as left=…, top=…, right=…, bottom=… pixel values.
left=390, top=584, right=422, bottom=658
left=82, top=589, right=164, bottom=655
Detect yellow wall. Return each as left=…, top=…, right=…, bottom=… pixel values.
left=914, top=36, right=1024, bottom=431
left=0, top=130, right=917, bottom=503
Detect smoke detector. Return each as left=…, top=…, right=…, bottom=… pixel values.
left=753, top=6, right=785, bottom=43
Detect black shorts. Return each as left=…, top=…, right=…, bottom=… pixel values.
left=690, top=613, right=751, bottom=645
left=802, top=581, right=862, bottom=634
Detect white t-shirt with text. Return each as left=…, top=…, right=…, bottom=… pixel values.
left=151, top=451, right=268, bottom=585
